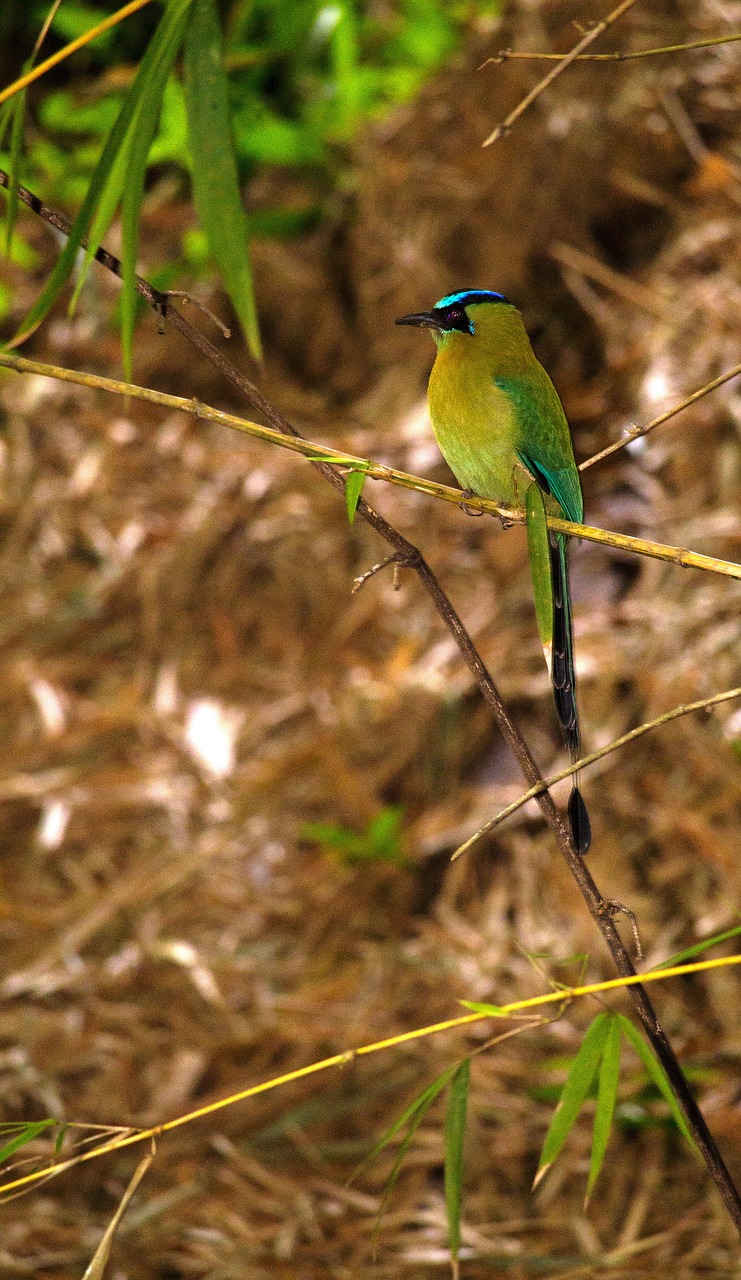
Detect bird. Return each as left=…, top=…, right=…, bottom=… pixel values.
left=396, top=289, right=591, bottom=855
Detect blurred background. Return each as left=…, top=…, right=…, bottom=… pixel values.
left=1, top=0, right=741, bottom=1274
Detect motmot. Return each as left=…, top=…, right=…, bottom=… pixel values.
left=396, top=289, right=591, bottom=855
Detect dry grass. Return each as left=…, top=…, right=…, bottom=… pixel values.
left=1, top=1, right=741, bottom=1275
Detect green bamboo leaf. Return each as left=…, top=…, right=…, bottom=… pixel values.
left=0, top=1118, right=56, bottom=1164
left=10, top=0, right=192, bottom=349
left=586, top=1014, right=621, bottom=1203
left=534, top=1012, right=610, bottom=1188
left=657, top=921, right=741, bottom=969
left=0, top=99, right=13, bottom=150
left=358, top=1064, right=458, bottom=1176
left=71, top=0, right=191, bottom=326
left=119, top=8, right=192, bottom=377
left=345, top=468, right=366, bottom=524
left=525, top=482, right=553, bottom=666
left=459, top=999, right=507, bottom=1017
left=184, top=0, right=261, bottom=360
left=444, top=1059, right=470, bottom=1271
left=4, top=79, right=28, bottom=253
left=616, top=1015, right=697, bottom=1151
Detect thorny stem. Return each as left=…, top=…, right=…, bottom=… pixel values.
left=2, top=169, right=741, bottom=1233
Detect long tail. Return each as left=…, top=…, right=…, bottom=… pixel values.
left=549, top=532, right=591, bottom=855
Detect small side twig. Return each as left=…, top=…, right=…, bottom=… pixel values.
left=491, top=33, right=741, bottom=63
left=580, top=362, right=741, bottom=471
left=451, top=686, right=741, bottom=860
left=480, top=0, right=640, bottom=146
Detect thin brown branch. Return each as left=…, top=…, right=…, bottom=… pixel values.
left=2, top=351, right=739, bottom=582
left=490, top=33, right=741, bottom=63
left=581, top=363, right=741, bottom=471
left=481, top=0, right=640, bottom=146
left=452, top=686, right=741, bottom=860
left=3, top=169, right=741, bottom=1234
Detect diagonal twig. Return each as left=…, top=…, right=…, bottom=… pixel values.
left=1, top=350, right=739, bottom=582
left=0, top=0, right=152, bottom=109
left=452, top=686, right=741, bottom=860
left=581, top=363, right=741, bottom=470
left=481, top=0, right=640, bottom=146
left=1, top=954, right=741, bottom=1201
left=491, top=33, right=741, bottom=64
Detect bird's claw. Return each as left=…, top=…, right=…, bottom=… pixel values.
left=458, top=489, right=483, bottom=517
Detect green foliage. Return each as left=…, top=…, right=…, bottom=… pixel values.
left=655, top=920, right=741, bottom=969
left=444, top=1059, right=470, bottom=1270
left=0, top=1118, right=57, bottom=1165
left=535, top=1012, right=697, bottom=1202
left=184, top=0, right=261, bottom=360
left=356, top=1056, right=471, bottom=1270
left=301, top=804, right=409, bottom=867
left=2, top=1, right=500, bottom=363
left=47, top=3, right=119, bottom=53
left=10, top=1, right=500, bottom=194
left=344, top=467, right=366, bottom=523
left=9, top=0, right=193, bottom=363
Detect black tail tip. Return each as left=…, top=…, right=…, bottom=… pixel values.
left=568, top=786, right=591, bottom=856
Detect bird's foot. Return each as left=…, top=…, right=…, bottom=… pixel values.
left=458, top=489, right=483, bottom=517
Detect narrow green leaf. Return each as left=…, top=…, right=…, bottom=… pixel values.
left=71, top=0, right=191, bottom=322
left=535, top=1012, right=610, bottom=1187
left=54, top=1123, right=68, bottom=1156
left=4, top=81, right=27, bottom=253
left=586, top=1014, right=621, bottom=1203
left=656, top=921, right=741, bottom=969
left=360, top=1064, right=458, bottom=1175
left=184, top=0, right=261, bottom=360
left=119, top=6, right=192, bottom=376
left=616, top=1015, right=697, bottom=1151
left=444, top=1059, right=470, bottom=1270
left=304, top=454, right=358, bottom=465
left=525, top=482, right=553, bottom=668
left=0, top=1118, right=56, bottom=1164
left=10, top=0, right=192, bottom=348
left=0, top=98, right=13, bottom=151
left=345, top=468, right=366, bottom=524
left=459, top=999, right=507, bottom=1017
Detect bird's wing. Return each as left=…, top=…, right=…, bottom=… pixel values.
left=494, top=374, right=583, bottom=523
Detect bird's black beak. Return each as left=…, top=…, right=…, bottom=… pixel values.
left=395, top=311, right=443, bottom=331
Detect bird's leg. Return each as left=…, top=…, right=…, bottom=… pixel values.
left=458, top=489, right=484, bottom=517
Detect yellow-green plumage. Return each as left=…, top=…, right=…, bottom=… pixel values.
left=396, top=290, right=590, bottom=855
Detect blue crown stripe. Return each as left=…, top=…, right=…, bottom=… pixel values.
left=435, top=289, right=510, bottom=309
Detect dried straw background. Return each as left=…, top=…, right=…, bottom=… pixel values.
left=1, top=1, right=741, bottom=1275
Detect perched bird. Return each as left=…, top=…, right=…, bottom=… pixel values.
left=396, top=289, right=591, bottom=855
